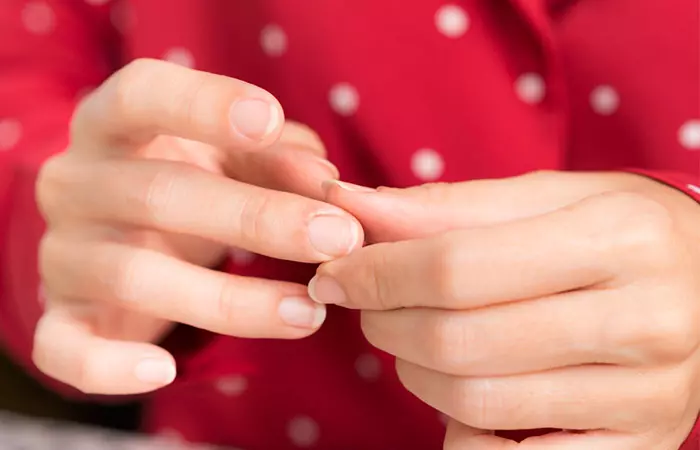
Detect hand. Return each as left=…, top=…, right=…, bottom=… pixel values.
left=312, top=172, right=700, bottom=449
left=35, top=59, right=363, bottom=395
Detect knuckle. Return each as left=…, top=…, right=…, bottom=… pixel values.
left=70, top=94, right=95, bottom=140
left=236, top=192, right=275, bottom=244
left=428, top=314, right=471, bottom=373
left=646, top=370, right=692, bottom=424
left=37, top=232, right=58, bottom=283
left=432, top=237, right=464, bottom=306
left=111, top=58, right=161, bottom=119
left=36, top=155, right=71, bottom=219
left=590, top=191, right=678, bottom=268
left=111, top=250, right=147, bottom=304
left=611, top=294, right=699, bottom=364
left=139, top=164, right=185, bottom=227
left=215, top=279, right=239, bottom=331
left=364, top=247, right=398, bottom=310
left=181, top=77, right=210, bottom=132
left=453, top=379, right=506, bottom=429
left=640, top=304, right=698, bottom=362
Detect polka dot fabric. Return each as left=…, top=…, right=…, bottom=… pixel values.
left=0, top=1, right=698, bottom=449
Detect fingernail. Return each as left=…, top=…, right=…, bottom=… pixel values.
left=314, top=158, right=340, bottom=179
left=229, top=99, right=279, bottom=140
left=278, top=296, right=327, bottom=328
left=324, top=180, right=375, bottom=192
left=308, top=213, right=360, bottom=257
left=308, top=275, right=347, bottom=305
left=134, top=358, right=176, bottom=385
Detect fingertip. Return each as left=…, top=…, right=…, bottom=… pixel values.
left=78, top=341, right=178, bottom=395
left=323, top=180, right=376, bottom=195
left=229, top=98, right=284, bottom=144
left=277, top=295, right=327, bottom=329
left=278, top=121, right=328, bottom=157
left=307, top=274, right=348, bottom=306
left=133, top=355, right=177, bottom=386
left=314, top=158, right=340, bottom=180
left=307, top=209, right=365, bottom=260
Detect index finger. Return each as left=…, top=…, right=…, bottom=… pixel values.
left=71, top=58, right=283, bottom=153
left=309, top=191, right=664, bottom=310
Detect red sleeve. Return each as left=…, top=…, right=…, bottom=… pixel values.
left=681, top=421, right=700, bottom=450
left=630, top=170, right=700, bottom=203
left=0, top=0, right=120, bottom=399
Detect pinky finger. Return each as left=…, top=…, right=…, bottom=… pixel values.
left=444, top=420, right=643, bottom=450
left=33, top=311, right=176, bottom=395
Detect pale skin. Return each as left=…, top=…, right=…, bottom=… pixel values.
left=33, top=59, right=700, bottom=449
left=313, top=173, right=700, bottom=449
left=34, top=59, right=364, bottom=395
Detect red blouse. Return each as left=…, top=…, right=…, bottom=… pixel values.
left=0, top=1, right=698, bottom=448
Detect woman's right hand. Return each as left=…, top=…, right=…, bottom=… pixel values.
left=33, top=59, right=363, bottom=395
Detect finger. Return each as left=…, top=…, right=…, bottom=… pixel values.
left=41, top=237, right=328, bottom=338
left=360, top=284, right=694, bottom=376
left=72, top=58, right=283, bottom=152
left=42, top=158, right=362, bottom=262
left=445, top=421, right=641, bottom=450
left=33, top=310, right=176, bottom=395
left=225, top=120, right=336, bottom=200
left=396, top=361, right=685, bottom=432
left=310, top=191, right=660, bottom=310
left=322, top=171, right=654, bottom=243
left=225, top=144, right=339, bottom=201
left=277, top=121, right=327, bottom=157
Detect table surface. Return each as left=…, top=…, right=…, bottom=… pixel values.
left=0, top=411, right=222, bottom=449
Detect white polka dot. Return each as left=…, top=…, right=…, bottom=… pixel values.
left=679, top=120, right=700, bottom=150
left=435, top=4, right=470, bottom=38
left=411, top=148, right=445, bottom=181
left=163, top=47, right=195, bottom=69
left=688, top=184, right=700, bottom=195
left=515, top=73, right=546, bottom=105
left=214, top=375, right=248, bottom=397
left=287, top=416, right=320, bottom=448
left=590, top=85, right=620, bottom=115
left=230, top=248, right=256, bottom=266
left=260, top=24, right=288, bottom=57
left=0, top=119, right=22, bottom=151
left=329, top=83, right=360, bottom=116
left=85, top=0, right=110, bottom=5
left=21, top=1, right=55, bottom=35
left=354, top=353, right=381, bottom=381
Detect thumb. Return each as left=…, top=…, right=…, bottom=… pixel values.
left=322, top=172, right=622, bottom=243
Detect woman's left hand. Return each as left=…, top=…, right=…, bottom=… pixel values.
left=311, top=171, right=700, bottom=449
